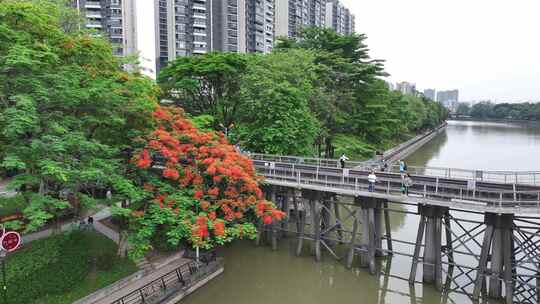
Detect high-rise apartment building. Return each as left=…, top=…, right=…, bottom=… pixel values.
left=245, top=0, right=275, bottom=53
left=156, top=0, right=213, bottom=69
left=423, top=89, right=436, bottom=101
left=325, top=0, right=355, bottom=35
left=74, top=0, right=157, bottom=78
left=74, top=0, right=126, bottom=56
left=156, top=0, right=275, bottom=68
left=396, top=82, right=417, bottom=95
left=437, top=90, right=460, bottom=107
left=275, top=0, right=327, bottom=38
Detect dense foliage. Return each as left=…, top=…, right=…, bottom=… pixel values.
left=160, top=28, right=448, bottom=159
left=0, top=1, right=157, bottom=231
left=119, top=107, right=285, bottom=258
left=1, top=1, right=446, bottom=263
left=7, top=231, right=137, bottom=304
left=456, top=101, right=540, bottom=121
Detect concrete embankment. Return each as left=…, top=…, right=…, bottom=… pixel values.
left=379, top=122, right=447, bottom=165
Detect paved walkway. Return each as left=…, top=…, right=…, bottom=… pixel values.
left=22, top=207, right=120, bottom=244
left=92, top=256, right=191, bottom=304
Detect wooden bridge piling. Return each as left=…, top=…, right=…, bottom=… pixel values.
left=409, top=205, right=448, bottom=291
left=473, top=213, right=514, bottom=304
left=256, top=174, right=540, bottom=303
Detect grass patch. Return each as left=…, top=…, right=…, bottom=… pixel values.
left=6, top=231, right=138, bottom=304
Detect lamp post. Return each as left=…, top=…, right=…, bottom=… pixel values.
left=1, top=249, right=5, bottom=304
left=0, top=230, right=22, bottom=304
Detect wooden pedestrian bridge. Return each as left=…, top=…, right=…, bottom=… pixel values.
left=249, top=153, right=540, bottom=304
left=250, top=153, right=540, bottom=214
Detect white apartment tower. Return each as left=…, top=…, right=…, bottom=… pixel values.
left=275, top=0, right=327, bottom=38
left=325, top=0, right=355, bottom=35
left=74, top=0, right=157, bottom=78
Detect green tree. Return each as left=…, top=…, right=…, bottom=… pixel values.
left=456, top=102, right=471, bottom=116
left=276, top=27, right=386, bottom=157
left=158, top=52, right=251, bottom=129
left=236, top=50, right=320, bottom=155
left=0, top=1, right=157, bottom=231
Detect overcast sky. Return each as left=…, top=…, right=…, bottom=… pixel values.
left=340, top=0, right=540, bottom=102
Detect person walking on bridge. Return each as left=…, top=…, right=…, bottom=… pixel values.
left=339, top=154, right=349, bottom=169
left=399, top=160, right=407, bottom=174
left=403, top=173, right=413, bottom=196
left=368, top=170, right=377, bottom=192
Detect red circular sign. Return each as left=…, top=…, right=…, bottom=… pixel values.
left=1, top=231, right=21, bottom=252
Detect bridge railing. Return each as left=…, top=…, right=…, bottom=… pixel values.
left=253, top=162, right=540, bottom=209
left=249, top=153, right=370, bottom=169
left=250, top=153, right=540, bottom=186
left=388, top=165, right=540, bottom=186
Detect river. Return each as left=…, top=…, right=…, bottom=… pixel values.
left=180, top=120, right=540, bottom=304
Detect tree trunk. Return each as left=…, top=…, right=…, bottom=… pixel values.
left=325, top=137, right=334, bottom=158
left=117, top=230, right=128, bottom=258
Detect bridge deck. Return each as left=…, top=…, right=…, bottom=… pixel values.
left=253, top=160, right=540, bottom=214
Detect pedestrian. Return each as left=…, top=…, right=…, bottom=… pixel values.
left=339, top=154, right=349, bottom=169
left=403, top=173, right=413, bottom=196
left=399, top=160, right=405, bottom=174
left=87, top=216, right=94, bottom=229
left=381, top=161, right=388, bottom=172
left=368, top=170, right=377, bottom=192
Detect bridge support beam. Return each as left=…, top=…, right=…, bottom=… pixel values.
left=358, top=197, right=384, bottom=274
left=409, top=205, right=448, bottom=291
left=270, top=188, right=278, bottom=251
left=279, top=189, right=292, bottom=238
left=295, top=190, right=322, bottom=260
left=473, top=213, right=514, bottom=304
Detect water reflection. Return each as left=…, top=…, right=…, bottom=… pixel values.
left=180, top=239, right=494, bottom=304
left=406, top=120, right=540, bottom=171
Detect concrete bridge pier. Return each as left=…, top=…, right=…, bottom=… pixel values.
left=358, top=197, right=385, bottom=274
left=409, top=205, right=448, bottom=291
left=279, top=188, right=293, bottom=238
left=295, top=190, right=323, bottom=260
left=346, top=197, right=390, bottom=275
left=473, top=213, right=514, bottom=304
left=255, top=186, right=283, bottom=250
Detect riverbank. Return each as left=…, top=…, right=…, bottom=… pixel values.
left=380, top=123, right=447, bottom=164
left=449, top=116, right=540, bottom=125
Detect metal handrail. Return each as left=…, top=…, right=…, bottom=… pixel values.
left=111, top=260, right=204, bottom=304
left=255, top=164, right=540, bottom=208
left=251, top=154, right=540, bottom=186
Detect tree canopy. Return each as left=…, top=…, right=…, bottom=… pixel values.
left=457, top=101, right=540, bottom=121
left=0, top=0, right=157, bottom=231
left=159, top=27, right=448, bottom=160
left=121, top=107, right=284, bottom=257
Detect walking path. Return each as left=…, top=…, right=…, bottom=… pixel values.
left=22, top=207, right=119, bottom=244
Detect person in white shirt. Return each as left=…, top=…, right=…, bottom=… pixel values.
left=368, top=170, right=377, bottom=192
left=339, top=154, right=349, bottom=169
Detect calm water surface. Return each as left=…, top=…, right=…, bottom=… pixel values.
left=181, top=121, right=540, bottom=304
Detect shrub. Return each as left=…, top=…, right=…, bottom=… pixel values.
left=0, top=195, right=27, bottom=218
left=96, top=252, right=116, bottom=271
left=151, top=227, right=179, bottom=253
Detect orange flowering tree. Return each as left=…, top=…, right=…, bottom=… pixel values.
left=123, top=106, right=284, bottom=258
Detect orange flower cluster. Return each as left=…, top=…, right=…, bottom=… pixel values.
left=134, top=106, right=285, bottom=246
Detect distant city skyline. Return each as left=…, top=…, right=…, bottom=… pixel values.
left=340, top=0, right=540, bottom=102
